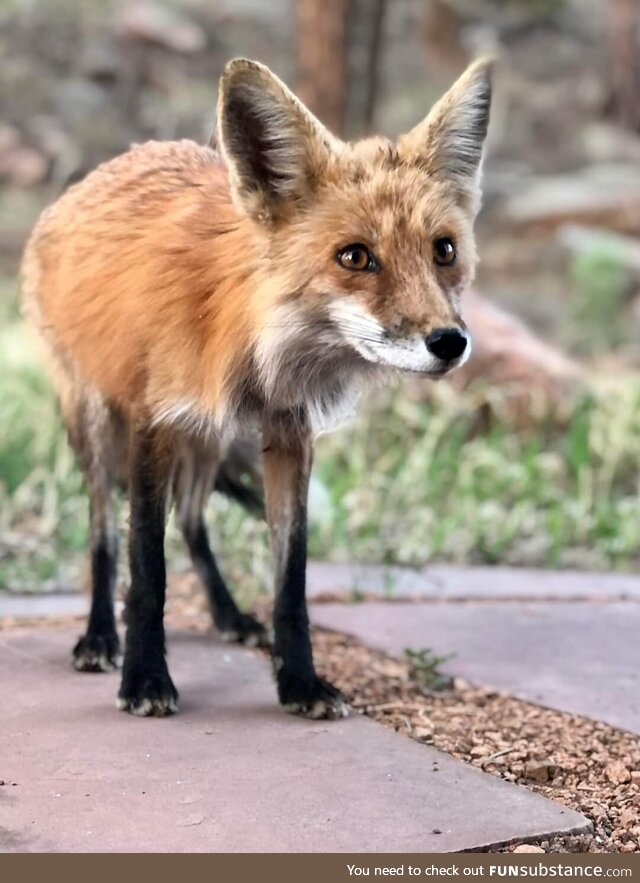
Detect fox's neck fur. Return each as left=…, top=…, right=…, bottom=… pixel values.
left=24, top=139, right=375, bottom=440
left=144, top=145, right=378, bottom=435
left=24, top=56, right=492, bottom=442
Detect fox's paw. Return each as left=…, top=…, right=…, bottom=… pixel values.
left=218, top=612, right=270, bottom=649
left=72, top=632, right=121, bottom=672
left=278, top=672, right=349, bottom=721
left=117, top=665, right=178, bottom=717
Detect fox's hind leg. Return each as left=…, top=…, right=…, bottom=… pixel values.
left=70, top=394, right=122, bottom=672
left=174, top=438, right=268, bottom=648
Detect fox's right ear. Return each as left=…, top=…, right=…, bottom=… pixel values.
left=397, top=58, right=493, bottom=207
left=217, top=59, right=341, bottom=222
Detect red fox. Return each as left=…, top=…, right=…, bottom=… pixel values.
left=21, top=57, right=492, bottom=719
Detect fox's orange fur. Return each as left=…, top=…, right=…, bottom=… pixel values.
left=23, top=142, right=254, bottom=424
left=21, top=58, right=492, bottom=716
left=23, top=59, right=491, bottom=438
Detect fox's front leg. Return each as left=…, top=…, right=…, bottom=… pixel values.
left=263, top=416, right=348, bottom=720
left=117, top=425, right=178, bottom=716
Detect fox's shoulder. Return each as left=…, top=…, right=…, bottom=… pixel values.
left=28, top=139, right=229, bottom=252
left=101, top=138, right=221, bottom=179
left=63, top=139, right=224, bottom=204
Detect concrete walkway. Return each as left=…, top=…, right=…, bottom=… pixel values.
left=0, top=592, right=88, bottom=619
left=306, top=561, right=640, bottom=601
left=0, top=628, right=589, bottom=853
left=308, top=566, right=640, bottom=735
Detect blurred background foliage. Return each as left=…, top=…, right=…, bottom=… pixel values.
left=1, top=0, right=640, bottom=596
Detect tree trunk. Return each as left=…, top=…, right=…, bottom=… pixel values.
left=295, top=0, right=351, bottom=136
left=607, top=0, right=640, bottom=131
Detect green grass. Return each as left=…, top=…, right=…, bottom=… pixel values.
left=2, top=318, right=640, bottom=595
left=569, top=245, right=634, bottom=354
left=312, top=380, right=640, bottom=571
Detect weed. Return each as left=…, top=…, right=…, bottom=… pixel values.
left=404, top=647, right=455, bottom=692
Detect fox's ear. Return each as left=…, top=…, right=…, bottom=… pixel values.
left=217, top=59, right=340, bottom=221
left=398, top=58, right=492, bottom=203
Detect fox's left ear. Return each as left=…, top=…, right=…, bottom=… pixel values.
left=397, top=58, right=493, bottom=205
left=217, top=59, right=341, bottom=222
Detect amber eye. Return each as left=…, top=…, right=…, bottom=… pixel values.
left=337, top=243, right=378, bottom=273
left=434, top=237, right=456, bottom=267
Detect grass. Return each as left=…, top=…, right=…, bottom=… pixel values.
left=569, top=245, right=634, bottom=355
left=313, top=380, right=640, bottom=572
left=2, top=311, right=640, bottom=596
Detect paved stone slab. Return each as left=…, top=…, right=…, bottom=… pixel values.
left=307, top=562, right=640, bottom=601
left=0, top=628, right=588, bottom=853
left=0, top=592, right=88, bottom=620
left=311, top=601, right=640, bottom=735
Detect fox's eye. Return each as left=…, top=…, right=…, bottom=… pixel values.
left=434, top=237, right=456, bottom=267
left=337, top=243, right=378, bottom=273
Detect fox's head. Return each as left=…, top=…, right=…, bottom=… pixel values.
left=217, top=57, right=492, bottom=387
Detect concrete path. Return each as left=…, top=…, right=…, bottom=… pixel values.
left=0, top=592, right=88, bottom=619
left=307, top=562, right=640, bottom=601
left=311, top=600, right=640, bottom=735
left=0, top=628, right=589, bottom=853
left=2, top=562, right=639, bottom=622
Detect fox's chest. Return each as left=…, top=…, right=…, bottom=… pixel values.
left=235, top=364, right=365, bottom=437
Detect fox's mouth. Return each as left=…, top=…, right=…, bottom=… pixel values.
left=384, top=357, right=466, bottom=378
left=327, top=298, right=470, bottom=377
left=409, top=365, right=452, bottom=378
left=339, top=334, right=470, bottom=376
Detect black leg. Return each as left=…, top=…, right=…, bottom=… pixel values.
left=70, top=396, right=121, bottom=672
left=262, top=415, right=347, bottom=720
left=72, top=529, right=120, bottom=671
left=117, top=426, right=178, bottom=716
left=174, top=441, right=268, bottom=647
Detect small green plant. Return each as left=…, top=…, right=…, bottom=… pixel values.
left=404, top=647, right=455, bottom=692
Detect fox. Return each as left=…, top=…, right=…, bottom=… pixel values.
left=21, top=57, right=492, bottom=720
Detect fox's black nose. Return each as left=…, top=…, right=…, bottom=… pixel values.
left=424, top=327, right=468, bottom=362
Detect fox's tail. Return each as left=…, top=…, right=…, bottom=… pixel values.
left=214, top=437, right=264, bottom=518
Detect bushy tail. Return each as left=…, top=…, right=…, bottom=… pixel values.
left=214, top=436, right=264, bottom=518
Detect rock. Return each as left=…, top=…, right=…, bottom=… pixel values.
left=524, top=759, right=555, bottom=784
left=605, top=761, right=631, bottom=785
left=513, top=844, right=545, bottom=854
left=470, top=745, right=491, bottom=758
left=583, top=122, right=640, bottom=166
left=411, top=725, right=434, bottom=741
left=78, top=38, right=121, bottom=83
left=0, top=123, right=21, bottom=155
left=451, top=290, right=585, bottom=423
left=502, top=165, right=640, bottom=236
left=558, top=224, right=640, bottom=279
left=618, top=807, right=638, bottom=828
left=116, top=2, right=207, bottom=54
left=405, top=289, right=586, bottom=425
left=0, top=145, right=49, bottom=187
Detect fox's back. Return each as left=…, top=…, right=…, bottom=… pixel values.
left=22, top=140, right=245, bottom=412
